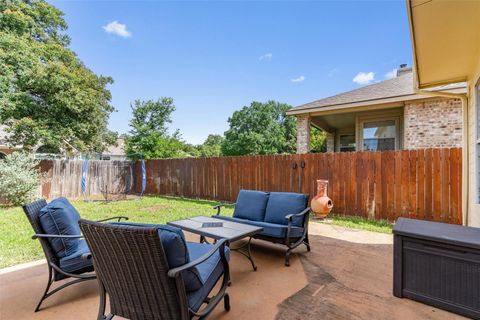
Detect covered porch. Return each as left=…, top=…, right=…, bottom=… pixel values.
left=302, top=107, right=404, bottom=153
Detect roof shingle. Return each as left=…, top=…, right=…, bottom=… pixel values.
left=288, top=72, right=465, bottom=114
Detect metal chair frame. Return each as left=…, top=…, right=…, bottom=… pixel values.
left=22, top=199, right=128, bottom=312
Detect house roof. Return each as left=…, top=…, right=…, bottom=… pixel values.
left=286, top=71, right=466, bottom=115
left=103, top=138, right=126, bottom=156
left=407, top=0, right=480, bottom=89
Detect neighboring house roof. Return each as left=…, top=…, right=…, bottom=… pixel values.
left=103, top=138, right=126, bottom=156
left=286, top=70, right=466, bottom=115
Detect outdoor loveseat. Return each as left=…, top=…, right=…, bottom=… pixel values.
left=22, top=198, right=128, bottom=312
left=213, top=190, right=311, bottom=266
left=80, top=220, right=231, bottom=320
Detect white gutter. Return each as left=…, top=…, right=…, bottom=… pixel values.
left=413, top=88, right=469, bottom=225
left=407, top=0, right=470, bottom=225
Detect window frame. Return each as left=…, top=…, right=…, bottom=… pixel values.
left=358, top=116, right=401, bottom=152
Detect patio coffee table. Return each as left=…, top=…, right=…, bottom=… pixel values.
left=168, top=216, right=263, bottom=271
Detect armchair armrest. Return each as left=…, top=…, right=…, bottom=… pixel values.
left=213, top=203, right=235, bottom=215
left=285, top=207, right=311, bottom=243
left=32, top=234, right=84, bottom=240
left=285, top=207, right=311, bottom=222
left=96, top=216, right=129, bottom=223
left=168, top=239, right=228, bottom=278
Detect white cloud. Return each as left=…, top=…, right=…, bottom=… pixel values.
left=102, top=21, right=131, bottom=38
left=259, top=53, right=273, bottom=60
left=352, top=72, right=375, bottom=85
left=385, top=69, right=397, bottom=80
left=290, top=75, right=305, bottom=83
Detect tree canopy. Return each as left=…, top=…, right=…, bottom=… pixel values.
left=222, top=101, right=296, bottom=155
left=0, top=0, right=116, bottom=153
left=125, top=98, right=186, bottom=160
left=197, top=134, right=224, bottom=157
left=310, top=126, right=327, bottom=153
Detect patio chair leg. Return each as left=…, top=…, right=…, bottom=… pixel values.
left=285, top=249, right=291, bottom=267
left=97, top=282, right=107, bottom=320
left=224, top=293, right=230, bottom=311
left=35, top=266, right=54, bottom=312
left=304, top=234, right=311, bottom=252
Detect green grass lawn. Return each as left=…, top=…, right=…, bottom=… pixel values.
left=321, top=214, right=393, bottom=234
left=0, top=196, right=233, bottom=269
left=0, top=196, right=393, bottom=269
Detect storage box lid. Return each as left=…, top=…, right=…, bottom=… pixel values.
left=393, top=218, right=480, bottom=250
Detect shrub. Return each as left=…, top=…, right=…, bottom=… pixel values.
left=0, top=152, right=45, bottom=206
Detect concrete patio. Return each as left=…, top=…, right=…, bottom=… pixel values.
left=0, top=222, right=465, bottom=319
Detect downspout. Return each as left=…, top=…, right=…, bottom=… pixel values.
left=407, top=0, right=469, bottom=225
left=412, top=89, right=469, bottom=225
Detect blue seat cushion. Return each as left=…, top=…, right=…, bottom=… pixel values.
left=59, top=239, right=93, bottom=273
left=111, top=222, right=202, bottom=292
left=233, top=190, right=269, bottom=221
left=264, top=192, right=307, bottom=227
left=39, top=197, right=82, bottom=258
left=186, top=242, right=230, bottom=312
left=213, top=215, right=304, bottom=238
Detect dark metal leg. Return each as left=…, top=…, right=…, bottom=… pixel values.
left=304, top=234, right=311, bottom=252
left=230, top=237, right=257, bottom=271
left=97, top=281, right=107, bottom=320
left=224, top=293, right=230, bottom=311
left=200, top=235, right=212, bottom=244
left=35, top=266, right=54, bottom=312
left=285, top=249, right=292, bottom=267
left=35, top=265, right=96, bottom=312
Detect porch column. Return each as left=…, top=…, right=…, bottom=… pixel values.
left=296, top=114, right=310, bottom=154
left=326, top=132, right=335, bottom=153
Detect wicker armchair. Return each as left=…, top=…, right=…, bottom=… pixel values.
left=79, top=219, right=230, bottom=320
left=22, top=199, right=128, bottom=312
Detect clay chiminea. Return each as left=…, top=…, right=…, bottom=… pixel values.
left=311, top=179, right=333, bottom=219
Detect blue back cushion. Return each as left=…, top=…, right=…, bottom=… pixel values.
left=156, top=225, right=202, bottom=292
left=233, top=190, right=269, bottom=221
left=105, top=222, right=202, bottom=292
left=39, top=197, right=82, bottom=258
left=264, top=192, right=308, bottom=226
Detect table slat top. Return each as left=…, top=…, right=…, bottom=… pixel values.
left=168, top=216, right=263, bottom=242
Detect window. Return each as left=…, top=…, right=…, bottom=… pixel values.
left=339, top=134, right=356, bottom=152
left=362, top=119, right=397, bottom=151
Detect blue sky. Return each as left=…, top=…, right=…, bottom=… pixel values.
left=50, top=0, right=412, bottom=145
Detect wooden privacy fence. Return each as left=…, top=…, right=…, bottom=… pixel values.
left=132, top=148, right=462, bottom=224
left=40, top=160, right=135, bottom=199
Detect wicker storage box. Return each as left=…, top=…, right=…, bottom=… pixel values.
left=393, top=218, right=480, bottom=319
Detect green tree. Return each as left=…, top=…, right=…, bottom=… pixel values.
left=310, top=126, right=327, bottom=153
left=0, top=0, right=117, bottom=153
left=222, top=101, right=296, bottom=155
left=125, top=98, right=186, bottom=160
left=0, top=152, right=45, bottom=206
left=197, top=134, right=224, bottom=157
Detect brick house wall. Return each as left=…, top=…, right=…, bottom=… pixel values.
left=326, top=132, right=335, bottom=152
left=296, top=114, right=310, bottom=154
left=404, top=97, right=463, bottom=149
